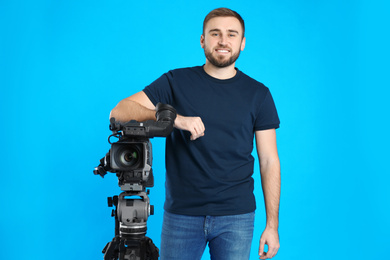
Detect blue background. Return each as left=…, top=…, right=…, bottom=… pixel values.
left=1, top=0, right=389, bottom=259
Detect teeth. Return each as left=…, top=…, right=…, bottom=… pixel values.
left=217, top=50, right=229, bottom=53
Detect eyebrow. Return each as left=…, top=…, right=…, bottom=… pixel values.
left=208, top=28, right=240, bottom=35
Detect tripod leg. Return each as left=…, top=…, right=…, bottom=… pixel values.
left=103, top=236, right=120, bottom=260
left=145, top=237, right=159, bottom=260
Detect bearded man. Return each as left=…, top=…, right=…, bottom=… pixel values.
left=110, top=7, right=281, bottom=260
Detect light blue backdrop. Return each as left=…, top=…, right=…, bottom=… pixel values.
left=1, top=0, right=389, bottom=259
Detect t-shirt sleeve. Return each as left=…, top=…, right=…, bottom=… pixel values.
left=254, top=89, right=280, bottom=131
left=142, top=72, right=173, bottom=106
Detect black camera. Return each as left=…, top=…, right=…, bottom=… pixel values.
left=94, top=102, right=176, bottom=191
left=94, top=103, right=176, bottom=260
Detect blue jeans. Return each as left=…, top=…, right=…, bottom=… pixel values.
left=160, top=211, right=255, bottom=260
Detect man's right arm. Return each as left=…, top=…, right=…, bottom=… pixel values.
left=109, top=91, right=156, bottom=122
left=110, top=91, right=205, bottom=140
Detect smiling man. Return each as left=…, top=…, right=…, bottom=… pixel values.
left=110, top=7, right=281, bottom=260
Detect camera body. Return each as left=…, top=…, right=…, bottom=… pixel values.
left=95, top=102, right=177, bottom=191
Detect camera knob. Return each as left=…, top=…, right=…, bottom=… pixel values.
left=107, top=196, right=118, bottom=207
left=107, top=197, right=113, bottom=207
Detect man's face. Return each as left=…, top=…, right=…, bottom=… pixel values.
left=201, top=16, right=246, bottom=68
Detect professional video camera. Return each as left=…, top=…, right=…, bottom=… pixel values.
left=94, top=103, right=176, bottom=260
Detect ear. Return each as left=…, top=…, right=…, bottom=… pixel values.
left=240, top=37, right=246, bottom=51
left=200, top=35, right=205, bottom=49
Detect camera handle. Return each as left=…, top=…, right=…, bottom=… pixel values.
left=110, top=103, right=177, bottom=138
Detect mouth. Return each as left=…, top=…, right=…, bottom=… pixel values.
left=215, top=48, right=230, bottom=54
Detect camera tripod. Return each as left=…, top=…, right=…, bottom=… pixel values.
left=102, top=190, right=159, bottom=260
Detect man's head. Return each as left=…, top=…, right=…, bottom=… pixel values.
left=201, top=8, right=246, bottom=68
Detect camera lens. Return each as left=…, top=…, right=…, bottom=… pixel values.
left=119, top=148, right=140, bottom=167
left=113, top=144, right=143, bottom=170
left=123, top=150, right=138, bottom=163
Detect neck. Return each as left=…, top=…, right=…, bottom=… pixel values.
left=203, top=61, right=237, bottom=79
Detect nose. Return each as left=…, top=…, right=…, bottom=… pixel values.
left=218, top=34, right=228, bottom=46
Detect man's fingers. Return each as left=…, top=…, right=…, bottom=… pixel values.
left=259, top=252, right=267, bottom=259
left=193, top=118, right=205, bottom=134
left=175, top=115, right=205, bottom=140
left=267, top=247, right=277, bottom=259
left=190, top=132, right=205, bottom=140
left=189, top=118, right=205, bottom=140
left=258, top=239, right=265, bottom=258
left=259, top=243, right=280, bottom=259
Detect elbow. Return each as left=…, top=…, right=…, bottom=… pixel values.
left=109, top=107, right=117, bottom=120
left=260, top=157, right=280, bottom=175
left=109, top=105, right=125, bottom=122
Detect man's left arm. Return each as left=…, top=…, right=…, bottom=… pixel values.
left=255, top=129, right=281, bottom=259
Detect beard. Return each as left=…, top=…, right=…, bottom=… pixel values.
left=204, top=45, right=241, bottom=68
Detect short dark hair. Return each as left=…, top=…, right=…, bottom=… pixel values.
left=203, top=7, right=245, bottom=38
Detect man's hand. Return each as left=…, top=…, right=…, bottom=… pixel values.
left=259, top=227, right=280, bottom=259
left=174, top=115, right=205, bottom=140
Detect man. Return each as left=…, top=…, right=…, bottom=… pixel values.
left=110, top=8, right=280, bottom=260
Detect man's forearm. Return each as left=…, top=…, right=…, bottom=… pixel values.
left=110, top=99, right=156, bottom=122
left=260, top=160, right=281, bottom=229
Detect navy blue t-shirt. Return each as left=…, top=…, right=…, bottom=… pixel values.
left=143, top=66, right=279, bottom=216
